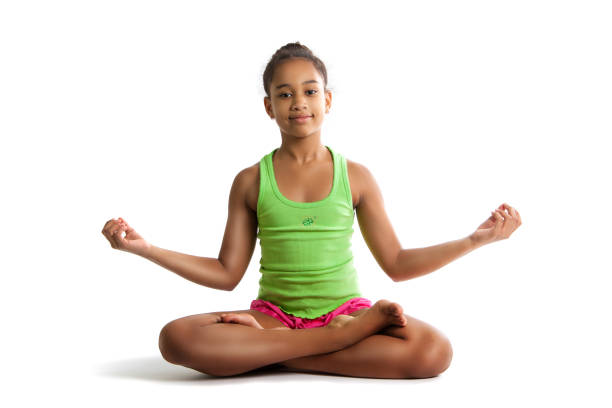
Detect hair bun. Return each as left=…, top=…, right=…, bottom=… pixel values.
left=263, top=42, right=328, bottom=97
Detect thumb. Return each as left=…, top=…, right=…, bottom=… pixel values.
left=493, top=211, right=504, bottom=232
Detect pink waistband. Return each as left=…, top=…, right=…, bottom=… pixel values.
left=250, top=297, right=372, bottom=329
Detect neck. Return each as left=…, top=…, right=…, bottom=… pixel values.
left=276, top=134, right=326, bottom=166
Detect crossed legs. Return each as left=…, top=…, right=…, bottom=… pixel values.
left=158, top=300, right=453, bottom=379
left=280, top=308, right=453, bottom=378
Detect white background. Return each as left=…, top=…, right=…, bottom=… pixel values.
left=1, top=0, right=610, bottom=406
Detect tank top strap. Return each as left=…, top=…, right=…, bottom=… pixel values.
left=257, top=145, right=351, bottom=211
left=257, top=150, right=273, bottom=216
left=328, top=146, right=354, bottom=210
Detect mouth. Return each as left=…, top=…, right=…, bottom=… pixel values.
left=289, top=115, right=313, bottom=120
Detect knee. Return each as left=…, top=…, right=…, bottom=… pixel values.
left=405, top=331, right=454, bottom=379
left=423, top=335, right=453, bottom=377
left=158, top=320, right=191, bottom=365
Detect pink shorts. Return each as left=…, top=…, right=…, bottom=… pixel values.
left=250, top=297, right=372, bottom=329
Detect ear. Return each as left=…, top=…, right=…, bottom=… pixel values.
left=325, top=90, right=332, bottom=114
left=264, top=96, right=275, bottom=119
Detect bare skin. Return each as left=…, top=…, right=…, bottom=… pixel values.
left=102, top=57, right=520, bottom=379
left=158, top=300, right=453, bottom=379
left=158, top=300, right=408, bottom=377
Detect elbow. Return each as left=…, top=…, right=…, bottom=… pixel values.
left=390, top=273, right=410, bottom=283
left=386, top=253, right=401, bottom=282
left=224, top=282, right=237, bottom=291
left=206, top=282, right=236, bottom=291
left=199, top=276, right=237, bottom=291
left=217, top=261, right=240, bottom=291
left=386, top=265, right=400, bottom=282
left=220, top=278, right=238, bottom=291
left=387, top=263, right=412, bottom=282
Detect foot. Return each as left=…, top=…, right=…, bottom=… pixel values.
left=327, top=314, right=355, bottom=329
left=219, top=313, right=264, bottom=329
left=329, top=299, right=406, bottom=332
left=371, top=299, right=407, bottom=327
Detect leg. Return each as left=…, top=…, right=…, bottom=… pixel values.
left=158, top=300, right=407, bottom=377
left=280, top=310, right=453, bottom=379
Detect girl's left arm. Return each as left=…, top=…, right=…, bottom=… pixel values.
left=353, top=162, right=522, bottom=282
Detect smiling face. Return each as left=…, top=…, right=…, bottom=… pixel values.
left=264, top=58, right=332, bottom=140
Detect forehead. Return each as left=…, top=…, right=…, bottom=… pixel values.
left=271, top=58, right=323, bottom=85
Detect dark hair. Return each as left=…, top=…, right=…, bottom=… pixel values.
left=262, top=42, right=328, bottom=98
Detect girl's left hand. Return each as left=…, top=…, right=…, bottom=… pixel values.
left=470, top=203, right=522, bottom=247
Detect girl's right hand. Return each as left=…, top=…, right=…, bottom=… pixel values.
left=101, top=217, right=152, bottom=256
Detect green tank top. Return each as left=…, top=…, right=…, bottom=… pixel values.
left=256, top=145, right=362, bottom=319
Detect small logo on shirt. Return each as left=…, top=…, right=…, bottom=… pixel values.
left=302, top=216, right=317, bottom=226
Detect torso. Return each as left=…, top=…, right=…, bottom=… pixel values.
left=243, top=155, right=362, bottom=213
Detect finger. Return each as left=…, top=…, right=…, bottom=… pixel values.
left=495, top=211, right=506, bottom=233
left=102, top=218, right=118, bottom=234
left=102, top=220, right=120, bottom=243
left=506, top=206, right=521, bottom=223
left=102, top=228, right=117, bottom=248
left=110, top=224, right=126, bottom=245
left=491, top=211, right=501, bottom=222
left=494, top=209, right=506, bottom=222
left=104, top=228, right=121, bottom=249
left=509, top=207, right=520, bottom=225
left=120, top=219, right=135, bottom=233
left=499, top=203, right=512, bottom=217
left=110, top=222, right=123, bottom=236
left=506, top=205, right=516, bottom=216
left=104, top=218, right=126, bottom=235
left=502, top=204, right=515, bottom=219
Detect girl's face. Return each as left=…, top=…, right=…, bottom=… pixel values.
left=264, top=58, right=332, bottom=140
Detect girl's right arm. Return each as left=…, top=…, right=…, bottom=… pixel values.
left=101, top=168, right=259, bottom=291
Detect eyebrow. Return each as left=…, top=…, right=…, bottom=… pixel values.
left=275, top=80, right=319, bottom=90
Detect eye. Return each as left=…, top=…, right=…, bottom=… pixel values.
left=306, top=90, right=318, bottom=95
left=279, top=92, right=292, bottom=98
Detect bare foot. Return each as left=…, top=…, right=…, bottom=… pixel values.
left=327, top=314, right=355, bottom=329
left=372, top=299, right=407, bottom=327
left=219, top=313, right=264, bottom=329
left=330, top=299, right=407, bottom=332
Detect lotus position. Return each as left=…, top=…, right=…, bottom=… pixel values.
left=101, top=42, right=521, bottom=379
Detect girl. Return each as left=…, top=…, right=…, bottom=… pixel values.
left=101, top=42, right=521, bottom=379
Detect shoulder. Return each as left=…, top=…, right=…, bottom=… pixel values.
left=232, top=162, right=260, bottom=212
left=345, top=157, right=378, bottom=209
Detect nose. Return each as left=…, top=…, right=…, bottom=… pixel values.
left=290, top=94, right=307, bottom=111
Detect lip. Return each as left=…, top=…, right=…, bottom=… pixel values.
left=289, top=115, right=313, bottom=123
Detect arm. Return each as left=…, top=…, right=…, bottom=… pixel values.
left=390, top=236, right=478, bottom=282
left=141, top=246, right=233, bottom=290
left=391, top=203, right=521, bottom=281
left=352, top=161, right=521, bottom=282
left=106, top=166, right=258, bottom=291
left=143, top=167, right=258, bottom=290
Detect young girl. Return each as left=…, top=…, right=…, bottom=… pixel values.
left=101, top=42, right=521, bottom=379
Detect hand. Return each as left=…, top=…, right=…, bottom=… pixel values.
left=101, top=217, right=152, bottom=256
left=470, top=203, right=522, bottom=247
